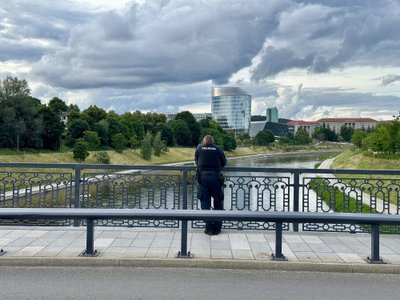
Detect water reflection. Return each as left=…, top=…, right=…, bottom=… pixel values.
left=223, top=152, right=330, bottom=213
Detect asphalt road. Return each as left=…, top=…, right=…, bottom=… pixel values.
left=1, top=266, right=399, bottom=300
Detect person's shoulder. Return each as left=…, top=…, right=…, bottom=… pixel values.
left=214, top=143, right=224, bottom=151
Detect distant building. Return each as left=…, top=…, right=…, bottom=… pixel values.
left=287, top=120, right=319, bottom=136
left=249, top=121, right=267, bottom=137
left=192, top=113, right=213, bottom=122
left=250, top=121, right=292, bottom=138
left=164, top=112, right=212, bottom=122
left=266, top=107, right=278, bottom=123
left=211, top=87, right=252, bottom=134
left=317, top=118, right=378, bottom=133
left=60, top=112, right=69, bottom=123
left=288, top=118, right=378, bottom=137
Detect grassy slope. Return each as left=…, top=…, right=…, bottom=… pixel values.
left=0, top=142, right=347, bottom=165
left=0, top=147, right=262, bottom=165
left=331, top=149, right=400, bottom=170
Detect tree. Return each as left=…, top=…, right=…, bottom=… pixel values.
left=169, top=119, right=191, bottom=146
left=83, top=130, right=101, bottom=150
left=0, top=78, right=43, bottom=151
left=0, top=76, right=30, bottom=100
left=48, top=97, right=68, bottom=114
left=236, top=132, right=251, bottom=147
left=140, top=131, right=153, bottom=160
left=155, top=123, right=175, bottom=146
left=340, top=125, right=354, bottom=142
left=73, top=139, right=89, bottom=162
left=295, top=128, right=312, bottom=145
left=279, top=132, right=295, bottom=145
left=129, top=134, right=140, bottom=151
left=82, top=105, right=107, bottom=127
left=94, top=152, right=111, bottom=164
left=112, top=133, right=127, bottom=153
left=39, top=106, right=65, bottom=150
left=254, top=130, right=275, bottom=146
left=222, top=133, right=237, bottom=151
left=65, top=118, right=89, bottom=147
left=174, top=111, right=201, bottom=146
left=153, top=131, right=166, bottom=157
left=351, top=129, right=368, bottom=149
left=313, top=127, right=337, bottom=142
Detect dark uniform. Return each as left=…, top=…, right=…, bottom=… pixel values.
left=195, top=140, right=227, bottom=235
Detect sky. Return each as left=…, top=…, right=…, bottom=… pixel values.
left=1, top=0, right=400, bottom=121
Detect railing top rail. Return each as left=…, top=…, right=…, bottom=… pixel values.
left=1, top=208, right=400, bottom=225
left=0, top=162, right=400, bottom=176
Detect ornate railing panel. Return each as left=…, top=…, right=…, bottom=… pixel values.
left=0, top=171, right=73, bottom=225
left=0, top=163, right=400, bottom=232
left=302, top=175, right=400, bottom=233
left=80, top=172, right=182, bottom=227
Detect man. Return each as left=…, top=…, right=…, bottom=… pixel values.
left=195, top=135, right=227, bottom=235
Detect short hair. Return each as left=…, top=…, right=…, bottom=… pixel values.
left=202, top=135, right=214, bottom=144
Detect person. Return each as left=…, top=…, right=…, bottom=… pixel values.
left=195, top=135, right=227, bottom=235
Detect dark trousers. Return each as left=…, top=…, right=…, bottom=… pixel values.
left=198, top=173, right=224, bottom=233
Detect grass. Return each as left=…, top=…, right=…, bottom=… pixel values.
left=330, top=149, right=400, bottom=205
left=332, top=149, right=400, bottom=170
left=0, top=141, right=348, bottom=165
left=308, top=178, right=373, bottom=213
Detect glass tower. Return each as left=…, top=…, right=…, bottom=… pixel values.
left=266, top=107, right=278, bottom=123
left=211, top=87, right=252, bottom=134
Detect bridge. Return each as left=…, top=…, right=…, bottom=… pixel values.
left=1, top=162, right=400, bottom=273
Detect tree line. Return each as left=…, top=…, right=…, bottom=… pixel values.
left=351, top=115, right=400, bottom=155
left=0, top=77, right=237, bottom=161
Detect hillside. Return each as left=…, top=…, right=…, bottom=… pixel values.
left=0, top=142, right=349, bottom=165
left=331, top=150, right=400, bottom=170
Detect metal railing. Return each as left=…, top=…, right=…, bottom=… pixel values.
left=1, top=162, right=400, bottom=232
left=1, top=208, right=399, bottom=263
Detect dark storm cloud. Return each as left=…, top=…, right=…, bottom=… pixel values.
left=1, top=0, right=400, bottom=120
left=251, top=0, right=400, bottom=80
left=0, top=1, right=93, bottom=61
left=33, top=0, right=289, bottom=89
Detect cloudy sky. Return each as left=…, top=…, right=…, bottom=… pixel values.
left=1, top=0, right=399, bottom=121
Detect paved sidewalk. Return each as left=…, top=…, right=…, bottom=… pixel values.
left=1, top=226, right=400, bottom=273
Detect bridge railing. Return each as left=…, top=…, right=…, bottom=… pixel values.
left=1, top=162, right=400, bottom=232
left=0, top=208, right=399, bottom=263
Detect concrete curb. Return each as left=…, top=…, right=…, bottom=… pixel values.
left=1, top=257, right=400, bottom=274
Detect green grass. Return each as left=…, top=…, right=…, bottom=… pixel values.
left=308, top=178, right=373, bottom=213
left=330, top=149, right=400, bottom=205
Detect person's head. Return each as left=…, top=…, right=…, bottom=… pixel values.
left=202, top=135, right=214, bottom=145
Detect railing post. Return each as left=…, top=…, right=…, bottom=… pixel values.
left=73, top=167, right=81, bottom=227
left=79, top=218, right=99, bottom=257
left=367, top=224, right=383, bottom=263
left=177, top=170, right=192, bottom=258
left=271, top=222, right=287, bottom=261
left=293, top=171, right=300, bottom=232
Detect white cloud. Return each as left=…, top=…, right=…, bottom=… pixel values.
left=0, top=0, right=400, bottom=120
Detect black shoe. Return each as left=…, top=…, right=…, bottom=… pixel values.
left=204, top=230, right=214, bottom=235
left=213, top=229, right=221, bottom=235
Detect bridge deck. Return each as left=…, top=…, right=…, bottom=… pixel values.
left=1, top=226, right=400, bottom=273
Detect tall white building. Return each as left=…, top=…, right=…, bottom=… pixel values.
left=211, top=87, right=251, bottom=134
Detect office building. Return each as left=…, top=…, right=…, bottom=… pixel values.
left=266, top=107, right=278, bottom=123
left=211, top=87, right=251, bottom=134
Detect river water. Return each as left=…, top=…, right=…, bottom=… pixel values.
left=227, top=151, right=332, bottom=169
left=220, top=151, right=337, bottom=213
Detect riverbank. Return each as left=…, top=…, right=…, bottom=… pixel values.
left=0, top=142, right=349, bottom=165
